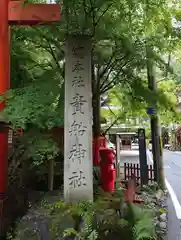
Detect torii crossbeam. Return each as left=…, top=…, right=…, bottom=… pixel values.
left=0, top=0, right=60, bottom=234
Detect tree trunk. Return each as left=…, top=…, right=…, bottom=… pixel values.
left=146, top=46, right=165, bottom=189
left=48, top=159, right=54, bottom=191
left=93, top=90, right=101, bottom=137
left=92, top=63, right=101, bottom=137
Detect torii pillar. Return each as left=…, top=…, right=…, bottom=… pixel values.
left=0, top=0, right=60, bottom=235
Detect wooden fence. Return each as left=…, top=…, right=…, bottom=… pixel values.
left=124, top=163, right=154, bottom=184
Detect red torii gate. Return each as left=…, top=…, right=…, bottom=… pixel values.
left=0, top=0, right=60, bottom=231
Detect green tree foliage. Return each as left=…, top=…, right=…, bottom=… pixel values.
left=102, top=77, right=180, bottom=128
left=4, top=24, right=65, bottom=166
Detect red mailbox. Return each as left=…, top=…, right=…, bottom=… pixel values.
left=99, top=147, right=116, bottom=192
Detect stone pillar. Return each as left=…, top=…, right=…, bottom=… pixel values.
left=64, top=36, right=93, bottom=202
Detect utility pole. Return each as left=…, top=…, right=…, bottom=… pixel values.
left=146, top=46, right=165, bottom=189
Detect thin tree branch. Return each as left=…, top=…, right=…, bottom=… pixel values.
left=27, top=63, right=51, bottom=71
left=94, top=3, right=113, bottom=28
left=34, top=29, right=63, bottom=76
left=100, top=57, right=130, bottom=90
left=104, top=112, right=124, bottom=135
left=99, top=54, right=115, bottom=79
left=100, top=61, right=130, bottom=93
